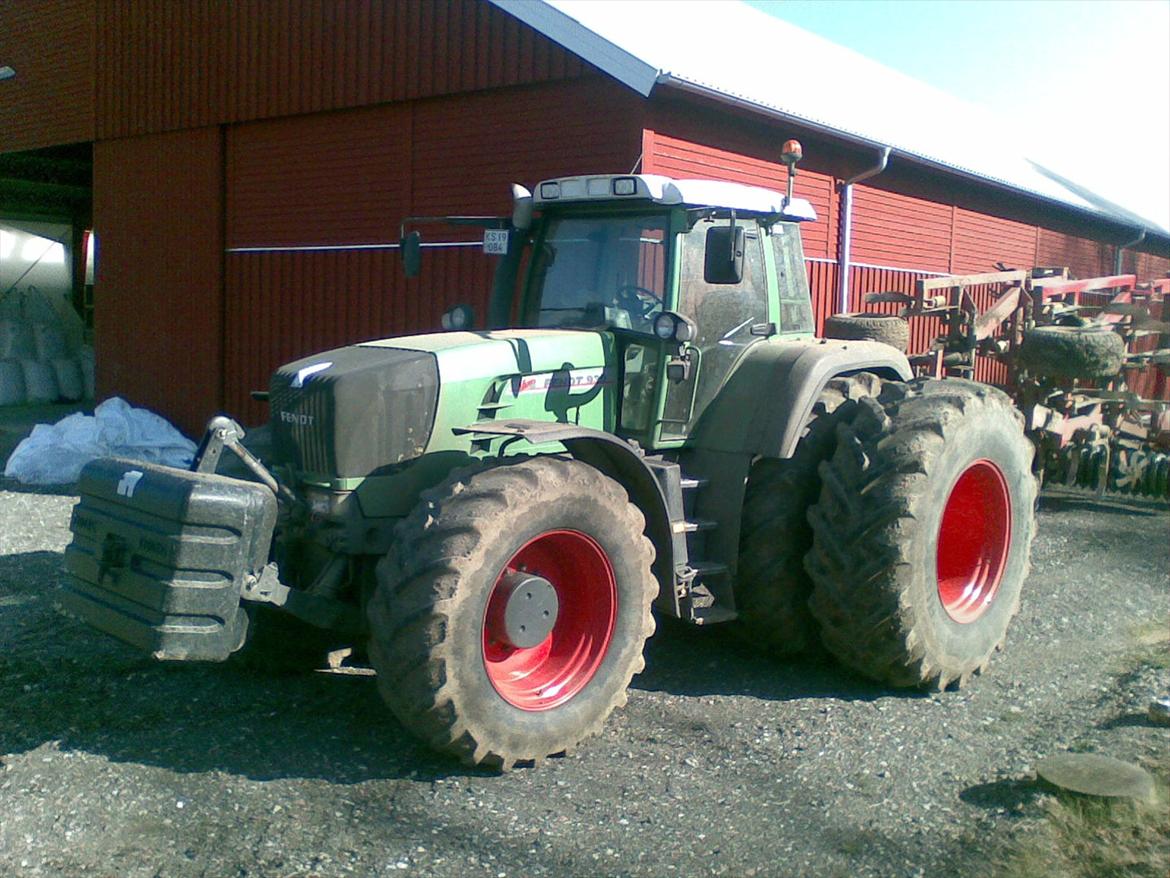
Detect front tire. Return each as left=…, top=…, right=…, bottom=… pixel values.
left=806, top=379, right=1037, bottom=689
left=367, top=456, right=656, bottom=768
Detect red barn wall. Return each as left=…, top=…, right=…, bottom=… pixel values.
left=13, top=0, right=1168, bottom=430
left=0, top=0, right=95, bottom=152
left=86, top=0, right=636, bottom=430
left=93, top=0, right=592, bottom=140
left=221, top=77, right=642, bottom=424
left=92, top=128, right=224, bottom=436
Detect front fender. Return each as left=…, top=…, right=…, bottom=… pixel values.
left=452, top=420, right=678, bottom=615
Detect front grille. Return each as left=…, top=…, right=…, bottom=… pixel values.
left=269, top=345, right=439, bottom=480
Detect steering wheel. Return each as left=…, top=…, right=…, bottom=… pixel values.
left=615, top=284, right=664, bottom=318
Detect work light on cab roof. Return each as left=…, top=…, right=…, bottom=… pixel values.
left=780, top=139, right=803, bottom=207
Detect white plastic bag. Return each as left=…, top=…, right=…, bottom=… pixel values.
left=3, top=396, right=197, bottom=485
left=33, top=322, right=68, bottom=360
left=0, top=319, right=35, bottom=359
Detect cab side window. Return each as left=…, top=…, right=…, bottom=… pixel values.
left=770, top=222, right=815, bottom=334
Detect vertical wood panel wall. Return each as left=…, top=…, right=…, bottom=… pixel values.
left=92, top=128, right=224, bottom=435
left=0, top=0, right=95, bottom=152
left=93, top=0, right=593, bottom=140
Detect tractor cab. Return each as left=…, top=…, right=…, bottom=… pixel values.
left=502, top=173, right=820, bottom=446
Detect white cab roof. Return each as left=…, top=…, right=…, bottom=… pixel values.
left=533, top=173, right=817, bottom=221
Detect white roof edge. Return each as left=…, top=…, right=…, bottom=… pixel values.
left=489, top=0, right=1169, bottom=243
left=488, top=0, right=659, bottom=96
left=661, top=74, right=1170, bottom=240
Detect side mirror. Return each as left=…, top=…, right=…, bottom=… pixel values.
left=703, top=225, right=744, bottom=285
left=401, top=231, right=422, bottom=278
left=440, top=303, right=475, bottom=331
left=511, top=184, right=534, bottom=231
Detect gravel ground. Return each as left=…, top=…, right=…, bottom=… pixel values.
left=1, top=477, right=1167, bottom=878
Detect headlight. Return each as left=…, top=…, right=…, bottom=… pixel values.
left=653, top=311, right=698, bottom=344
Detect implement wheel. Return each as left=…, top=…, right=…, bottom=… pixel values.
left=806, top=379, right=1037, bottom=689
left=823, top=312, right=910, bottom=352
left=1017, top=325, right=1125, bottom=379
left=367, top=456, right=656, bottom=769
left=735, top=372, right=882, bottom=655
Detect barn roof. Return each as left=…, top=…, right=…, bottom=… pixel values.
left=491, top=0, right=1169, bottom=242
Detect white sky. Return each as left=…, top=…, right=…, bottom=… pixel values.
left=754, top=0, right=1170, bottom=231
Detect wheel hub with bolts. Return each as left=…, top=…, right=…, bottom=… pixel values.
left=488, top=571, right=560, bottom=648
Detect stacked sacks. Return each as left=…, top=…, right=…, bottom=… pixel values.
left=0, top=317, right=94, bottom=405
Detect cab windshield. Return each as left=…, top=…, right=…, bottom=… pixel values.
left=526, top=213, right=668, bottom=333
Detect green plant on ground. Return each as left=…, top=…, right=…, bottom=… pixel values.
left=996, top=783, right=1169, bottom=878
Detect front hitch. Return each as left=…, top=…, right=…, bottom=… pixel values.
left=192, top=416, right=300, bottom=509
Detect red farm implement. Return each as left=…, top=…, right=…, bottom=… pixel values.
left=844, top=270, right=1170, bottom=499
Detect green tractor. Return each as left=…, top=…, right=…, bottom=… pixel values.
left=63, top=146, right=1037, bottom=768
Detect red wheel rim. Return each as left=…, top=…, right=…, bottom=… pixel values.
left=482, top=530, right=617, bottom=711
left=936, top=460, right=1012, bottom=624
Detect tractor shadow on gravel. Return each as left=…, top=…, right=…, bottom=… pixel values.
left=959, top=777, right=1045, bottom=812
left=0, top=551, right=488, bottom=784
left=5, top=548, right=903, bottom=782
left=632, top=615, right=897, bottom=704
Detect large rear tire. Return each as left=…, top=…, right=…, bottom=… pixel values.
left=734, top=373, right=882, bottom=655
left=367, top=456, right=656, bottom=768
left=806, top=379, right=1037, bottom=689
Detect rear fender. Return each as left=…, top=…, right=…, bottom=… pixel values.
left=691, top=338, right=912, bottom=458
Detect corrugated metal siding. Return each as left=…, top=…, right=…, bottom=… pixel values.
left=227, top=103, right=413, bottom=247
left=951, top=208, right=1038, bottom=274
left=1036, top=228, right=1114, bottom=277
left=1128, top=250, right=1170, bottom=280
left=846, top=264, right=942, bottom=362
left=845, top=266, right=1007, bottom=384
left=850, top=185, right=951, bottom=273
left=222, top=78, right=641, bottom=423
left=805, top=261, right=839, bottom=336
left=92, top=128, right=224, bottom=437
left=95, top=0, right=594, bottom=140
left=0, top=0, right=95, bottom=152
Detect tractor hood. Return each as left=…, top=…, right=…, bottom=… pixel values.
left=363, top=328, right=616, bottom=459
left=270, top=329, right=614, bottom=482
left=359, top=328, right=610, bottom=378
